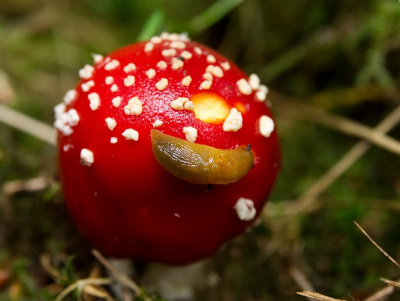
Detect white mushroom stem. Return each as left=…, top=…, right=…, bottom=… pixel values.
left=142, top=260, right=209, bottom=301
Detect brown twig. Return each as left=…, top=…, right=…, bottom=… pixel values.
left=289, top=265, right=315, bottom=292
left=289, top=266, right=315, bottom=301
left=83, top=262, right=116, bottom=301
left=81, top=284, right=115, bottom=301
left=54, top=278, right=113, bottom=301
left=297, top=291, right=346, bottom=301
left=380, top=278, right=400, bottom=289
left=2, top=176, right=49, bottom=195
left=279, top=104, right=400, bottom=216
left=354, top=221, right=400, bottom=269
left=363, top=284, right=395, bottom=301
left=274, top=94, right=400, bottom=156
left=355, top=224, right=400, bottom=301
left=91, top=250, right=143, bottom=297
left=39, top=253, right=64, bottom=281
left=0, top=103, right=56, bottom=145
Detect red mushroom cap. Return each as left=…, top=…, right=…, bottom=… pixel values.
left=55, top=33, right=280, bottom=265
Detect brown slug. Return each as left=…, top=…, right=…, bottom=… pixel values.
left=151, top=129, right=254, bottom=184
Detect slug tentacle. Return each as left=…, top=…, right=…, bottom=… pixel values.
left=151, top=129, right=254, bottom=184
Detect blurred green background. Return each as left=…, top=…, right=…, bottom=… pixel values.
left=1, top=0, right=400, bottom=300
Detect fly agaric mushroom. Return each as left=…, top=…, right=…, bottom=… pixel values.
left=55, top=32, right=280, bottom=265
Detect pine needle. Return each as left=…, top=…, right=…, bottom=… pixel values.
left=91, top=249, right=143, bottom=297
left=297, top=291, right=346, bottom=301
left=0, top=103, right=55, bottom=145
left=354, top=221, right=400, bottom=269
left=136, top=9, right=165, bottom=41
left=190, top=0, right=245, bottom=33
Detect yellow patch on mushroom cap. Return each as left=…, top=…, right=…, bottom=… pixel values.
left=191, top=92, right=230, bottom=124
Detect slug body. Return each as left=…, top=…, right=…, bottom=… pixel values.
left=151, top=129, right=254, bottom=184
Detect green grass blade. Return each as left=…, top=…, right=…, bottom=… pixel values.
left=136, top=9, right=165, bottom=41
left=190, top=0, right=246, bottom=33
